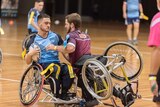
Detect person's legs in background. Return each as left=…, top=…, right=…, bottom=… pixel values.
left=133, top=21, right=140, bottom=45
left=125, top=18, right=133, bottom=44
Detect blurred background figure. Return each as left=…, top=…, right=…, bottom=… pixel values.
left=122, top=0, right=143, bottom=45
left=27, top=0, right=44, bottom=35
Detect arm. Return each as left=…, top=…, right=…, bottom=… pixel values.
left=46, top=34, right=75, bottom=53
left=122, top=1, right=127, bottom=19
left=157, top=0, right=160, bottom=11
left=28, top=11, right=39, bottom=31
left=25, top=48, right=40, bottom=64
left=46, top=44, right=75, bottom=53
left=139, top=3, right=143, bottom=14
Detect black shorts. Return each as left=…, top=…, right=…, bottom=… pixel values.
left=153, top=68, right=160, bottom=102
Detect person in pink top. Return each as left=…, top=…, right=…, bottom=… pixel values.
left=147, top=12, right=160, bottom=106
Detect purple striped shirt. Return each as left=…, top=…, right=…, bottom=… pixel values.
left=67, top=30, right=91, bottom=65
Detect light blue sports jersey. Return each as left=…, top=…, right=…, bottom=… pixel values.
left=126, top=0, right=141, bottom=18
left=27, top=8, right=40, bottom=33
left=32, top=31, right=60, bottom=63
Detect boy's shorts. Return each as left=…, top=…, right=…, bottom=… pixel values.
left=125, top=17, right=140, bottom=25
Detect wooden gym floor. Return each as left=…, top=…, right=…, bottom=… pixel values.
left=0, top=17, right=157, bottom=107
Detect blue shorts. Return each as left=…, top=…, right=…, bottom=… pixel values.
left=125, top=17, right=140, bottom=25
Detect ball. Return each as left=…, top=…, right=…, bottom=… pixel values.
left=29, top=44, right=40, bottom=62
left=54, top=20, right=60, bottom=25
left=9, top=20, right=14, bottom=25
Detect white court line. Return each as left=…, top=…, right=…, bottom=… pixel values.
left=3, top=53, right=20, bottom=57
left=0, top=38, right=22, bottom=42
left=0, top=77, right=20, bottom=83
left=141, top=98, right=152, bottom=101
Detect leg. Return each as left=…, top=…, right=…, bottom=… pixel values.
left=60, top=64, right=74, bottom=100
left=133, top=22, right=140, bottom=45
left=150, top=47, right=160, bottom=75
left=77, top=73, right=99, bottom=107
left=126, top=24, right=133, bottom=42
left=150, top=47, right=160, bottom=106
left=153, top=68, right=160, bottom=106
left=77, top=72, right=94, bottom=101
left=41, top=63, right=61, bottom=98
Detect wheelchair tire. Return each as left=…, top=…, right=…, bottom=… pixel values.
left=103, top=42, right=143, bottom=81
left=82, top=59, right=113, bottom=100
left=19, top=63, right=44, bottom=106
left=22, top=33, right=36, bottom=51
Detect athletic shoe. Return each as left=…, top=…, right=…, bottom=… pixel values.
left=133, top=39, right=138, bottom=45
left=127, top=40, right=132, bottom=44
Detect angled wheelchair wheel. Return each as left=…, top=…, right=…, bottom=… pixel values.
left=22, top=33, right=36, bottom=51
left=19, top=63, right=44, bottom=106
left=104, top=42, right=143, bottom=81
left=82, top=59, right=113, bottom=100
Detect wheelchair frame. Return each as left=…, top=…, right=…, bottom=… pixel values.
left=19, top=41, right=143, bottom=107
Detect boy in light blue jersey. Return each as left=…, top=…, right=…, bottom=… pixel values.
left=25, top=13, right=74, bottom=100
left=122, top=0, right=143, bottom=45
left=27, top=0, right=44, bottom=34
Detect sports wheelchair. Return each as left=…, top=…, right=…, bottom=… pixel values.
left=19, top=41, right=143, bottom=107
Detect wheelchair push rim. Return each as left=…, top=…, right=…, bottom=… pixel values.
left=19, top=63, right=44, bottom=106
left=82, top=59, right=113, bottom=100
left=103, top=41, right=143, bottom=81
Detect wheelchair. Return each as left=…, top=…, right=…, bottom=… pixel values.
left=19, top=41, right=143, bottom=107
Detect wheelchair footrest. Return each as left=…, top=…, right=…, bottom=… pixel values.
left=113, top=83, right=136, bottom=107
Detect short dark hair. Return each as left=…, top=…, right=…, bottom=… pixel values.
left=35, top=0, right=44, bottom=3
left=65, top=13, right=82, bottom=29
left=38, top=13, right=50, bottom=21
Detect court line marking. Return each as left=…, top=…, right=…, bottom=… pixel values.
left=0, top=38, right=22, bottom=42
left=0, top=77, right=20, bottom=83
left=141, top=98, right=152, bottom=101
left=3, top=53, right=20, bottom=57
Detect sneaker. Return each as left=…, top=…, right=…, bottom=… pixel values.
left=133, top=39, right=138, bottom=45
left=85, top=99, right=99, bottom=107
left=127, top=40, right=132, bottom=44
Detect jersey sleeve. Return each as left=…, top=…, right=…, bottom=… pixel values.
left=28, top=9, right=37, bottom=24
left=67, top=34, right=76, bottom=47
left=31, top=9, right=37, bottom=17
left=139, top=0, right=141, bottom=3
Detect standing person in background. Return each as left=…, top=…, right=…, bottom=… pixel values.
left=122, top=0, right=143, bottom=45
left=27, top=0, right=44, bottom=34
